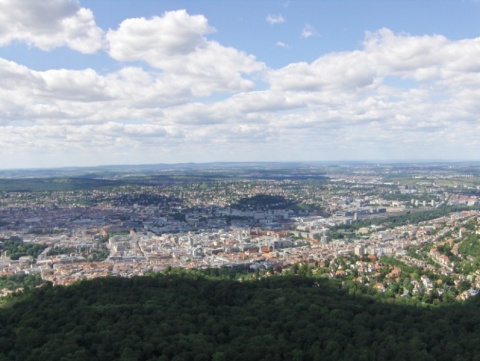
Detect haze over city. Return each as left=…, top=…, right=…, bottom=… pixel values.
left=1, top=0, right=480, bottom=169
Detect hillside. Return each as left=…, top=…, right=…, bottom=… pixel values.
left=0, top=270, right=480, bottom=361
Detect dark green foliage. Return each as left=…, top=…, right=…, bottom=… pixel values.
left=380, top=256, right=421, bottom=275
left=110, top=193, right=180, bottom=207
left=0, top=178, right=118, bottom=192
left=47, top=247, right=77, bottom=257
left=0, top=271, right=480, bottom=360
left=458, top=234, right=480, bottom=258
left=86, top=249, right=110, bottom=262
left=0, top=240, right=47, bottom=260
left=333, top=205, right=479, bottom=233
left=46, top=247, right=109, bottom=262
left=26, top=229, right=64, bottom=236
left=233, top=194, right=296, bottom=210
left=0, top=274, right=44, bottom=292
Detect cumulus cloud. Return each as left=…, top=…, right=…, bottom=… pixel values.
left=107, top=10, right=213, bottom=61
left=0, top=58, right=193, bottom=128
left=2, top=18, right=480, bottom=165
left=267, top=52, right=377, bottom=92
left=0, top=0, right=104, bottom=53
left=268, top=28, right=480, bottom=94
left=276, top=41, right=289, bottom=48
left=266, top=14, right=285, bottom=25
left=107, top=10, right=265, bottom=96
left=363, top=28, right=480, bottom=81
left=258, top=29, right=480, bottom=159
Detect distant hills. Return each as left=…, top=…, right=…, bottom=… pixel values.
left=0, top=162, right=333, bottom=191
left=2, top=160, right=480, bottom=180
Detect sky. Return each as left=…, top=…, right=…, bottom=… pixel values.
left=1, top=0, right=480, bottom=169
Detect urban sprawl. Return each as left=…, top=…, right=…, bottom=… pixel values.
left=1, top=163, right=480, bottom=303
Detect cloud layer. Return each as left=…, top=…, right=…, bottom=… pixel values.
left=0, top=1, right=479, bottom=168
left=107, top=10, right=264, bottom=96
left=0, top=0, right=103, bottom=53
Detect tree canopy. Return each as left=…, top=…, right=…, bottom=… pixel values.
left=0, top=269, right=479, bottom=360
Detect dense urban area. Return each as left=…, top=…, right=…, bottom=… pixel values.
left=1, top=162, right=480, bottom=304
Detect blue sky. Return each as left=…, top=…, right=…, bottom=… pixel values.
left=0, top=0, right=480, bottom=169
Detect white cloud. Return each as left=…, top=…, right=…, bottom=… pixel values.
left=268, top=28, right=480, bottom=94
left=0, top=0, right=104, bottom=53
left=107, top=10, right=265, bottom=96
left=2, top=21, right=480, bottom=166
left=107, top=10, right=213, bottom=61
left=363, top=28, right=480, bottom=81
left=257, top=29, right=480, bottom=159
left=301, top=24, right=317, bottom=39
left=267, top=51, right=377, bottom=92
left=276, top=41, right=289, bottom=48
left=0, top=58, right=198, bottom=128
left=266, top=14, right=285, bottom=25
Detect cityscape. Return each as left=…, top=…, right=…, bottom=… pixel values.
left=2, top=0, right=480, bottom=359
left=1, top=162, right=479, bottom=303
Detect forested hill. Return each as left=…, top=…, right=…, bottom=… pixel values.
left=1, top=272, right=480, bottom=361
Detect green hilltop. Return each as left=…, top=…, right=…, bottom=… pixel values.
left=1, top=269, right=480, bottom=361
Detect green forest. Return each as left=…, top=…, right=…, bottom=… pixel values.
left=0, top=240, right=47, bottom=260
left=331, top=205, right=480, bottom=236
left=0, top=269, right=479, bottom=361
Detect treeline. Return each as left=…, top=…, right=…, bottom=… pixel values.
left=47, top=247, right=109, bottom=262
left=333, top=205, right=479, bottom=234
left=0, top=240, right=47, bottom=260
left=0, top=178, right=119, bottom=192
left=0, top=274, right=44, bottom=292
left=381, top=193, right=436, bottom=202
left=458, top=233, right=480, bottom=258
left=0, top=270, right=480, bottom=360
left=232, top=194, right=296, bottom=210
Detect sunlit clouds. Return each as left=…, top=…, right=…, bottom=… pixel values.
left=0, top=1, right=479, bottom=168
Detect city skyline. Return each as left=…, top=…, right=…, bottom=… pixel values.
left=1, top=0, right=480, bottom=169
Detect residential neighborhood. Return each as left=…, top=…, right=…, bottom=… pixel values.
left=0, top=163, right=479, bottom=302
